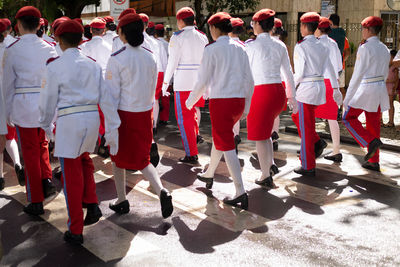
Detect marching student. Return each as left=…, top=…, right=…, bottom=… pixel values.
left=2, top=19, right=17, bottom=46
left=342, top=16, right=389, bottom=172
left=52, top=17, right=71, bottom=55
left=105, top=13, right=173, bottom=218
left=112, top=8, right=137, bottom=53
left=39, top=19, right=120, bottom=245
left=291, top=12, right=341, bottom=176
left=186, top=12, right=254, bottom=210
left=103, top=16, right=117, bottom=46
left=3, top=6, right=57, bottom=215
left=161, top=7, right=209, bottom=164
left=246, top=9, right=297, bottom=188
left=314, top=17, right=343, bottom=162
left=0, top=19, right=8, bottom=190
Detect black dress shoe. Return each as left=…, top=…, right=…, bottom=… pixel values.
left=160, top=189, right=173, bottom=218
left=0, top=177, right=4, bottom=190
left=64, top=231, right=83, bottom=245
left=315, top=139, right=327, bottom=158
left=223, top=193, right=248, bottom=210
left=196, top=135, right=204, bottom=144
left=109, top=200, right=130, bottom=214
left=234, top=135, right=241, bottom=154
left=255, top=176, right=276, bottom=189
left=179, top=155, right=199, bottom=165
left=150, top=143, right=160, bottom=168
left=196, top=174, right=213, bottom=189
left=270, top=164, right=279, bottom=176
left=23, top=202, right=44, bottom=216
left=84, top=204, right=102, bottom=225
left=97, top=136, right=110, bottom=158
left=294, top=167, right=316, bottom=177
left=42, top=179, right=56, bottom=198
left=15, top=164, right=25, bottom=186
left=364, top=138, right=383, bottom=161
left=324, top=153, right=343, bottom=162
left=273, top=140, right=278, bottom=151
left=362, top=161, right=380, bottom=172
left=271, top=131, right=279, bottom=141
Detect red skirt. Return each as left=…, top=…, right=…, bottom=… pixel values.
left=282, top=81, right=288, bottom=111
left=315, top=79, right=338, bottom=120
left=209, top=98, right=245, bottom=151
left=5, top=125, right=17, bottom=141
left=111, top=110, right=153, bottom=170
left=155, top=72, right=164, bottom=100
left=194, top=96, right=205, bottom=108
left=247, top=84, right=286, bottom=141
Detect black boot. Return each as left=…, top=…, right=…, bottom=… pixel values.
left=324, top=153, right=343, bottom=162
left=109, top=200, right=130, bottom=214
left=196, top=174, right=213, bottom=189
left=179, top=155, right=199, bottom=165
left=84, top=203, right=102, bottom=225
left=23, top=202, right=44, bottom=216
left=294, top=167, right=315, bottom=176
left=234, top=135, right=241, bottom=154
left=271, top=131, right=279, bottom=141
left=150, top=143, right=160, bottom=167
left=364, top=138, right=383, bottom=161
left=64, top=231, right=83, bottom=245
left=42, top=179, right=56, bottom=198
left=0, top=177, right=4, bottom=190
left=15, top=164, right=25, bottom=186
left=273, top=141, right=278, bottom=151
left=97, top=135, right=110, bottom=158
left=196, top=135, right=204, bottom=144
left=223, top=193, right=248, bottom=210
left=314, top=139, right=327, bottom=158
left=362, top=161, right=380, bottom=172
left=160, top=189, right=173, bottom=218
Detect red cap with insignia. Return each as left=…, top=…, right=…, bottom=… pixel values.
left=55, top=19, right=84, bottom=37
left=252, top=9, right=275, bottom=22
left=0, top=19, right=7, bottom=32
left=118, top=8, right=136, bottom=20
left=15, top=6, right=41, bottom=19
left=52, top=17, right=70, bottom=31
left=176, top=7, right=195, bottom=20
left=148, top=21, right=155, bottom=28
left=90, top=17, right=106, bottom=29
left=139, top=13, right=149, bottom=23
left=318, top=17, right=331, bottom=29
left=361, top=16, right=383, bottom=27
left=73, top=18, right=83, bottom=25
left=300, top=12, right=320, bottom=23
left=103, top=16, right=114, bottom=23
left=208, top=12, right=231, bottom=25
left=117, top=13, right=142, bottom=31
left=274, top=18, right=282, bottom=28
left=231, top=17, right=244, bottom=28
left=155, top=24, right=164, bottom=30
left=2, top=18, right=11, bottom=27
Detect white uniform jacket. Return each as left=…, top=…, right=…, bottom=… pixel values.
left=103, top=30, right=118, bottom=46
left=55, top=42, right=63, bottom=56
left=3, top=34, right=58, bottom=128
left=143, top=32, right=167, bottom=73
left=112, top=36, right=124, bottom=53
left=293, top=35, right=339, bottom=105
left=0, top=42, right=6, bottom=134
left=4, top=34, right=17, bottom=47
left=105, top=44, right=158, bottom=112
left=318, top=35, right=342, bottom=79
left=43, top=34, right=54, bottom=44
left=246, top=33, right=296, bottom=98
left=158, top=37, right=169, bottom=56
left=344, top=36, right=390, bottom=112
left=163, top=26, right=209, bottom=91
left=186, top=36, right=254, bottom=113
left=81, top=36, right=112, bottom=76
left=39, top=48, right=120, bottom=158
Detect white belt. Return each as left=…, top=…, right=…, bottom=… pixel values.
left=301, top=77, right=324, bottom=83
left=361, top=76, right=384, bottom=84
left=15, top=87, right=41, bottom=94
left=58, top=104, right=98, bottom=117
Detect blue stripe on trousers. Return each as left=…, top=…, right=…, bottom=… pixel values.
left=175, top=92, right=191, bottom=156
left=299, top=102, right=308, bottom=169
left=342, top=109, right=368, bottom=147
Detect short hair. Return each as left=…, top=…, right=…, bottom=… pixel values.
left=329, top=14, right=340, bottom=26
left=106, top=22, right=116, bottom=31
left=259, top=17, right=275, bottom=33
left=213, top=19, right=232, bottom=33
left=319, top=26, right=331, bottom=34
left=302, top=21, right=318, bottom=33
left=36, top=25, right=45, bottom=37
left=91, top=27, right=104, bottom=36
left=155, top=28, right=165, bottom=37
left=84, top=27, right=92, bottom=40
left=232, top=26, right=244, bottom=35
left=367, top=25, right=383, bottom=35
left=59, top=32, right=82, bottom=47
left=0, top=34, right=4, bottom=43
left=182, top=16, right=195, bottom=26
left=146, top=27, right=155, bottom=36
left=390, top=49, right=397, bottom=57
left=121, top=20, right=144, bottom=47
left=18, top=16, right=40, bottom=32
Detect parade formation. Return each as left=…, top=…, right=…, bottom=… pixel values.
left=0, top=5, right=390, bottom=247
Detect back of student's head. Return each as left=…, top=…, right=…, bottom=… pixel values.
left=119, top=14, right=144, bottom=47
left=329, top=14, right=340, bottom=26
left=0, top=20, right=6, bottom=43
left=55, top=20, right=83, bottom=47
left=390, top=49, right=397, bottom=57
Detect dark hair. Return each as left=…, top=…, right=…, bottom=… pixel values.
left=302, top=22, right=318, bottom=33
left=18, top=16, right=40, bottom=32
left=121, top=20, right=144, bottom=47
left=329, top=14, right=340, bottom=26
left=279, top=30, right=288, bottom=42
left=319, top=26, right=331, bottom=34
left=273, top=26, right=284, bottom=36
left=6, top=25, right=11, bottom=31
left=106, top=22, right=116, bottom=31
left=232, top=25, right=244, bottom=35
left=213, top=19, right=232, bottom=33
left=390, top=49, right=397, bottom=57
left=182, top=16, right=195, bottom=26
left=36, top=25, right=45, bottom=37
left=91, top=27, right=104, bottom=36
left=146, top=26, right=155, bottom=36
left=155, top=28, right=164, bottom=37
left=368, top=25, right=383, bottom=35
left=59, top=32, right=82, bottom=47
left=84, top=26, right=92, bottom=40
left=259, top=16, right=275, bottom=33
left=0, top=34, right=4, bottom=43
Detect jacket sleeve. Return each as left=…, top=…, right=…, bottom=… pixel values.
left=324, top=48, right=340, bottom=89
left=104, top=57, right=122, bottom=110
left=39, top=66, right=59, bottom=130
left=163, top=35, right=181, bottom=85
left=280, top=46, right=296, bottom=98
left=345, top=46, right=369, bottom=103
left=293, top=44, right=306, bottom=87
left=0, top=78, right=7, bottom=134
left=243, top=52, right=255, bottom=114
left=2, top=49, right=16, bottom=122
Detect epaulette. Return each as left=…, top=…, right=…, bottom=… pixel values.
left=7, top=39, right=19, bottom=48
left=43, top=39, right=55, bottom=46
left=196, top=29, right=206, bottom=35
left=244, top=39, right=255, bottom=44
left=86, top=56, right=96, bottom=62
left=359, top=40, right=367, bottom=46
left=113, top=36, right=119, bottom=41
left=142, top=46, right=153, bottom=53
left=173, top=29, right=184, bottom=36
left=111, top=46, right=126, bottom=57
left=297, top=39, right=304, bottom=44
left=234, top=39, right=245, bottom=47
left=46, top=56, right=60, bottom=65
left=205, top=41, right=215, bottom=47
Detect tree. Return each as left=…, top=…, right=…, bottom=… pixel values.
left=54, top=0, right=100, bottom=19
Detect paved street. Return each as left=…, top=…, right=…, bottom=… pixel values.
left=1, top=109, right=400, bottom=266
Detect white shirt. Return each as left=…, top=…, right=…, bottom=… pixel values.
left=105, top=44, right=158, bottom=112
left=158, top=37, right=169, bottom=56
left=0, top=42, right=7, bottom=134
left=103, top=30, right=118, bottom=46
left=293, top=35, right=339, bottom=105
left=163, top=26, right=209, bottom=91
left=143, top=32, right=167, bottom=73
left=112, top=36, right=124, bottom=53
left=43, top=34, right=54, bottom=44
left=55, top=42, right=63, bottom=56
left=39, top=48, right=120, bottom=158
left=3, top=34, right=58, bottom=128
left=318, top=34, right=342, bottom=79
left=4, top=34, right=17, bottom=47
left=186, top=36, right=254, bottom=113
left=344, top=36, right=390, bottom=112
left=246, top=33, right=296, bottom=98
left=81, top=36, right=112, bottom=76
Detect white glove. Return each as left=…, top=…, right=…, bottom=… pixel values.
left=185, top=99, right=193, bottom=110
left=288, top=97, right=298, bottom=114
left=43, top=125, right=55, bottom=142
left=7, top=115, right=14, bottom=127
left=343, top=97, right=350, bottom=112
left=162, top=83, right=170, bottom=97
left=105, top=129, right=119, bottom=156
left=333, top=89, right=343, bottom=105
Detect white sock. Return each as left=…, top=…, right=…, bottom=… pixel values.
left=328, top=119, right=341, bottom=154
left=272, top=116, right=280, bottom=134
left=201, top=142, right=223, bottom=178
left=5, top=139, right=20, bottom=166
left=0, top=153, right=3, bottom=177
left=112, top=163, right=127, bottom=204
left=141, top=164, right=163, bottom=196
left=195, top=107, right=201, bottom=127
left=153, top=100, right=159, bottom=129
left=224, top=149, right=245, bottom=198
left=233, top=121, right=240, bottom=136
left=256, top=139, right=274, bottom=180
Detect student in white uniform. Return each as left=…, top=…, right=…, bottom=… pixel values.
left=103, top=16, right=117, bottom=46
left=105, top=13, right=173, bottom=218
left=111, top=8, right=136, bottom=53
left=52, top=17, right=70, bottom=55
left=246, top=9, right=297, bottom=188
left=2, top=19, right=17, bottom=47
left=3, top=6, right=58, bottom=215
left=186, top=12, right=254, bottom=210
left=39, top=20, right=120, bottom=245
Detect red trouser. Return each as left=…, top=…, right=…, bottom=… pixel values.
left=291, top=102, right=320, bottom=170
left=342, top=107, right=381, bottom=163
left=174, top=91, right=198, bottom=156
left=98, top=105, right=105, bottom=137
left=60, top=152, right=98, bottom=235
left=15, top=127, right=53, bottom=203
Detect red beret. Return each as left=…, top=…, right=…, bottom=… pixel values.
left=52, top=17, right=70, bottom=31
left=252, top=9, right=275, bottom=22
left=155, top=24, right=164, bottom=30
left=231, top=18, right=244, bottom=28
left=0, top=20, right=7, bottom=32
left=208, top=12, right=231, bottom=25
left=176, top=7, right=195, bottom=20
left=148, top=21, right=155, bottom=28
left=361, top=16, right=383, bottom=27
left=14, top=24, right=18, bottom=33
left=39, top=18, right=45, bottom=26
left=139, top=13, right=149, bottom=23
left=118, top=8, right=136, bottom=20
left=73, top=18, right=83, bottom=25
left=15, top=6, right=41, bottom=19
left=90, top=17, right=106, bottom=29
left=2, top=19, right=11, bottom=27
left=318, top=17, right=331, bottom=29
left=117, top=13, right=142, bottom=31
left=104, top=16, right=114, bottom=23
left=274, top=18, right=282, bottom=28
left=43, top=18, right=48, bottom=26
left=55, top=20, right=84, bottom=37
left=300, top=12, right=320, bottom=23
